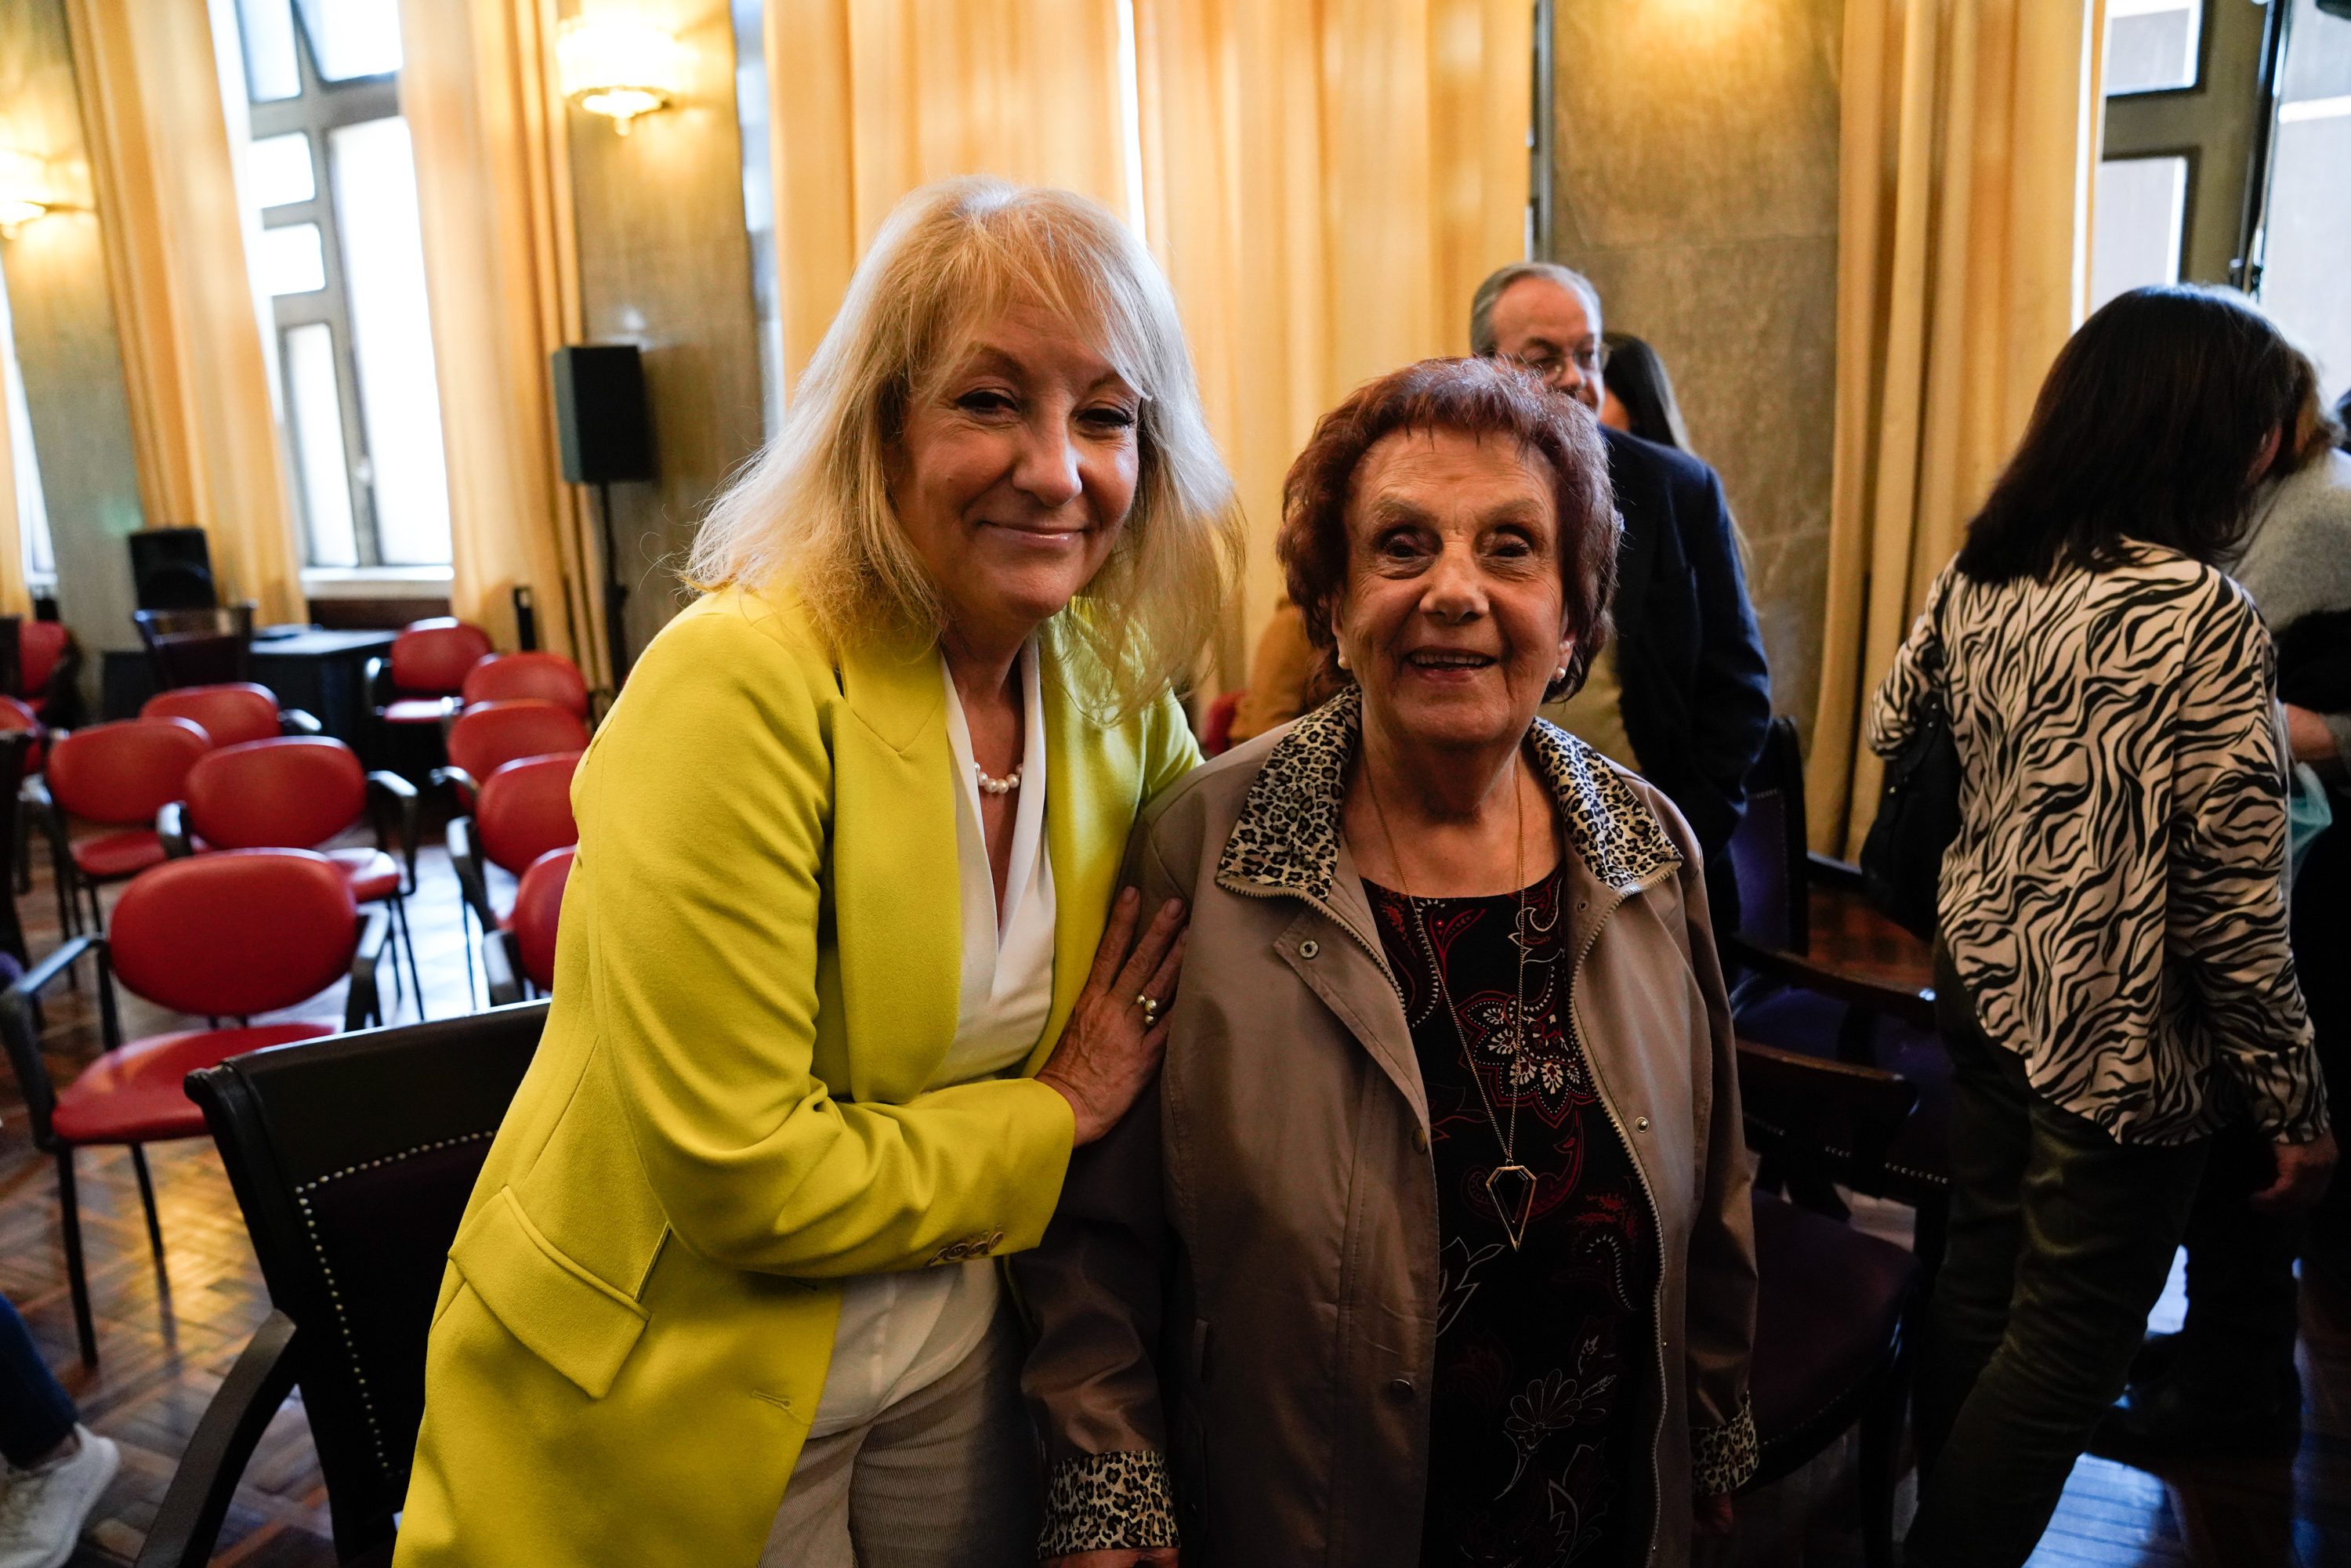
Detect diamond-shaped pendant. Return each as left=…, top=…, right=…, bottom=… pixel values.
left=1485, top=1163, right=1538, bottom=1251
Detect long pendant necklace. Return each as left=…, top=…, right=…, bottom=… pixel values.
left=1368, top=759, right=1540, bottom=1251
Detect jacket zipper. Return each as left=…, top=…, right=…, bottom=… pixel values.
left=1563, top=860, right=1676, bottom=1566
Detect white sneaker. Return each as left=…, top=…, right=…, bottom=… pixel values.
left=0, top=1426, right=120, bottom=1568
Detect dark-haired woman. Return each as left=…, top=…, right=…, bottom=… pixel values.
left=1597, top=333, right=1696, bottom=454
left=1016, top=357, right=1755, bottom=1568
left=1874, top=284, right=2336, bottom=1568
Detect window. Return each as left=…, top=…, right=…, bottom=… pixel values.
left=2089, top=155, right=2188, bottom=311
left=225, top=0, right=451, bottom=570
left=2107, top=0, right=2204, bottom=96
left=2254, top=0, right=2351, bottom=403
left=0, top=259, right=56, bottom=591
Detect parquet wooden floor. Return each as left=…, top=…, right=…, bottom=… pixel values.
left=3, top=811, right=2346, bottom=1565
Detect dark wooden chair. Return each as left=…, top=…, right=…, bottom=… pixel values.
left=1737, top=1039, right=1925, bottom=1568
left=1722, top=717, right=1952, bottom=1276
left=134, top=603, right=258, bottom=690
left=132, top=1001, right=549, bottom=1568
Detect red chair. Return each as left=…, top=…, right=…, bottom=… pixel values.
left=0, top=849, right=393, bottom=1363
left=460, top=651, right=590, bottom=719
left=484, top=846, right=575, bottom=1004
left=27, top=716, right=212, bottom=936
left=142, top=682, right=321, bottom=748
left=0, top=692, right=45, bottom=772
left=448, top=751, right=580, bottom=1002
left=366, top=617, right=492, bottom=732
left=438, top=698, right=591, bottom=807
left=159, top=737, right=425, bottom=1016
left=14, top=618, right=81, bottom=726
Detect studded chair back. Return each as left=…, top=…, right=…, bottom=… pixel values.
left=158, top=1003, right=549, bottom=1566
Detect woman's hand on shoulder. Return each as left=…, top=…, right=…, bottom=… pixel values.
left=2253, top=1131, right=2338, bottom=1211
left=1038, top=887, right=1187, bottom=1146
left=1046, top=1553, right=1177, bottom=1568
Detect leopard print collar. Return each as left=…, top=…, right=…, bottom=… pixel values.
left=1215, top=685, right=1681, bottom=903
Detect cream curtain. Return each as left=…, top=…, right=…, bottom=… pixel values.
left=1806, top=0, right=2106, bottom=856
left=0, top=355, right=24, bottom=620
left=765, top=0, right=1134, bottom=393
left=762, top=0, right=1530, bottom=686
left=1133, top=0, right=1531, bottom=679
left=402, top=0, right=603, bottom=680
left=63, top=0, right=304, bottom=623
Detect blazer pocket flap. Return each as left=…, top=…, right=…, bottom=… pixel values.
left=450, top=1186, right=650, bottom=1399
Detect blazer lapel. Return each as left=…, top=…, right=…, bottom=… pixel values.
left=830, top=630, right=961, bottom=1103
left=1025, top=629, right=1133, bottom=1077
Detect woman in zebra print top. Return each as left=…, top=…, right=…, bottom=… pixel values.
left=1871, top=286, right=2335, bottom=1568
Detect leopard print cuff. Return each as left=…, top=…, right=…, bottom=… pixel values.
left=1693, top=1396, right=1760, bottom=1495
left=1037, top=1450, right=1179, bottom=1557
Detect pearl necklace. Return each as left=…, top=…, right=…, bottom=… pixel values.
left=976, top=764, right=1023, bottom=796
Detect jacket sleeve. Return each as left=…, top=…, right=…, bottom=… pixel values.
left=1665, top=800, right=1761, bottom=1494
left=1012, top=808, right=1197, bottom=1555
left=1675, top=465, right=1773, bottom=853
left=574, top=607, right=1077, bottom=1278
left=2168, top=585, right=2329, bottom=1144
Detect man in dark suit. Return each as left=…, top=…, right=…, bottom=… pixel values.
left=1470, top=261, right=1773, bottom=880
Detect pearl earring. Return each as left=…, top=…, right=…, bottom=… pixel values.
left=1555, top=666, right=1568, bottom=681
left=1336, top=651, right=1351, bottom=671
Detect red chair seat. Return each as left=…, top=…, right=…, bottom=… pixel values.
left=73, top=829, right=170, bottom=881
left=50, top=1023, right=337, bottom=1144
left=383, top=697, right=451, bottom=726
left=328, top=848, right=403, bottom=904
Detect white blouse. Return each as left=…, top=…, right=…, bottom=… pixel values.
left=803, top=636, right=1058, bottom=1439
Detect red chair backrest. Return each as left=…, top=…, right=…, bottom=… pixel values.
left=110, top=849, right=358, bottom=1017
left=143, top=683, right=281, bottom=749
left=19, top=621, right=66, bottom=695
left=389, top=618, right=493, bottom=696
left=512, top=846, right=576, bottom=991
left=462, top=652, right=589, bottom=718
left=448, top=699, right=591, bottom=782
left=0, top=695, right=39, bottom=734
left=48, top=718, right=210, bottom=825
left=183, top=737, right=365, bottom=851
left=476, top=752, right=581, bottom=875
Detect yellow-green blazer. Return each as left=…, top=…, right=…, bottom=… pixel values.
left=393, top=588, right=1198, bottom=1568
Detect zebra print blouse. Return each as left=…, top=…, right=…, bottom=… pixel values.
left=1869, top=545, right=2326, bottom=1146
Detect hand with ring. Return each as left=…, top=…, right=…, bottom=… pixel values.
left=1038, top=887, right=1187, bottom=1146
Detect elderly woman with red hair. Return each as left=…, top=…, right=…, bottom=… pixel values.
left=1016, top=357, right=1756, bottom=1568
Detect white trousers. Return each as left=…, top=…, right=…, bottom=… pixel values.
left=759, top=1306, right=1038, bottom=1568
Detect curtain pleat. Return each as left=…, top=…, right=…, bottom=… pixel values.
left=1807, top=0, right=2104, bottom=856
left=63, top=0, right=303, bottom=623
left=1133, top=0, right=1530, bottom=679
left=402, top=0, right=601, bottom=679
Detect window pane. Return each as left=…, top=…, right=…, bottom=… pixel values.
left=296, top=0, right=402, bottom=80
left=0, top=259, right=55, bottom=581
left=246, top=133, right=315, bottom=209
left=2106, top=0, right=2201, bottom=96
left=2091, top=156, right=2186, bottom=311
left=329, top=117, right=450, bottom=566
left=235, top=0, right=300, bottom=103
left=284, top=323, right=359, bottom=567
left=2260, top=0, right=2351, bottom=404
left=256, top=222, right=328, bottom=295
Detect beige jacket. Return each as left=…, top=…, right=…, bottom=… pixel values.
left=1015, top=690, right=1759, bottom=1568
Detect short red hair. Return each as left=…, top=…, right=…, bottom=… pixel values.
left=1277, top=357, right=1619, bottom=703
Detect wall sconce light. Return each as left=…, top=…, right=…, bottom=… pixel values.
left=557, top=13, right=687, bottom=136
left=0, top=150, right=56, bottom=234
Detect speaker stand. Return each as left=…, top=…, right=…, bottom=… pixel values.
left=595, top=480, right=631, bottom=689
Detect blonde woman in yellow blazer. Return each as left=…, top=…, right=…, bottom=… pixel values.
left=393, top=180, right=1240, bottom=1568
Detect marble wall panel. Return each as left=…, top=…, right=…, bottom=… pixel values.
left=563, top=0, right=763, bottom=668
left=1551, top=0, right=1842, bottom=727
left=0, top=0, right=146, bottom=687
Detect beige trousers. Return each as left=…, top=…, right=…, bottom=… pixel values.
left=759, top=1307, right=1039, bottom=1568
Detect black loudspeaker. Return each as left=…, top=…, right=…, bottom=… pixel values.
left=129, top=527, right=217, bottom=610
left=551, top=345, right=656, bottom=484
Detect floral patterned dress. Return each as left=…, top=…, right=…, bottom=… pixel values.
left=1366, top=867, right=1658, bottom=1567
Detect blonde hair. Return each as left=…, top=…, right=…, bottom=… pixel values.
left=690, top=177, right=1241, bottom=719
